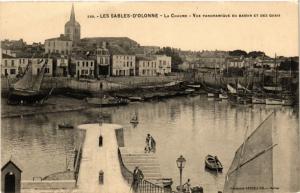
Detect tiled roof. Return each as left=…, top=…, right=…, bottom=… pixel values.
left=2, top=54, right=15, bottom=58
left=45, top=35, right=71, bottom=41
left=136, top=56, right=156, bottom=61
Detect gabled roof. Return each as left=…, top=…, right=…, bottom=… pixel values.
left=1, top=159, right=22, bottom=172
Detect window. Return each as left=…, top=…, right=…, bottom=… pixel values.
left=10, top=69, right=16, bottom=74
left=4, top=60, right=7, bottom=66
left=86, top=62, right=88, bottom=66
left=77, top=62, right=80, bottom=67
left=91, top=62, right=93, bottom=67
left=45, top=68, right=50, bottom=73
left=11, top=60, right=14, bottom=66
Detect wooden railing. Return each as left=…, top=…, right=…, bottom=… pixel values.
left=117, top=148, right=167, bottom=193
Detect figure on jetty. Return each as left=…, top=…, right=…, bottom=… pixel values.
left=183, top=179, right=192, bottom=193
left=144, top=134, right=156, bottom=153
left=131, top=166, right=144, bottom=192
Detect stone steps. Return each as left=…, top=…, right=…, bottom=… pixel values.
left=119, top=147, right=162, bottom=182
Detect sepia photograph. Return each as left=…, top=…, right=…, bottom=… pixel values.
left=0, top=1, right=299, bottom=193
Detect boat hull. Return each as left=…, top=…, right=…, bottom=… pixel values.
left=86, top=97, right=129, bottom=107
left=252, top=97, right=265, bottom=104
left=7, top=89, right=49, bottom=104
left=205, top=155, right=223, bottom=172
left=265, top=98, right=282, bottom=105
left=219, top=93, right=228, bottom=99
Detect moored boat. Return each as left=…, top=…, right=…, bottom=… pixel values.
left=58, top=123, right=74, bottom=129
left=86, top=96, right=129, bottom=107
left=265, top=98, right=282, bottom=105
left=186, top=84, right=201, bottom=89
left=219, top=92, right=228, bottom=99
left=252, top=96, right=266, bottom=104
left=205, top=155, right=223, bottom=172
left=128, top=96, right=143, bottom=102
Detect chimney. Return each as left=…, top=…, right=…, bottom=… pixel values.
left=102, top=41, right=107, bottom=49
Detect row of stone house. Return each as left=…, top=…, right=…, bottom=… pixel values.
left=179, top=55, right=283, bottom=71
left=1, top=51, right=171, bottom=78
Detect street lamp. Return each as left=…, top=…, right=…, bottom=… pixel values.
left=176, top=155, right=186, bottom=193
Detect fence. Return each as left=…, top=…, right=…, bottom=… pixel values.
left=117, top=148, right=166, bottom=193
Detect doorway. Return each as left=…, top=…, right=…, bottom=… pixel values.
left=5, top=172, right=15, bottom=193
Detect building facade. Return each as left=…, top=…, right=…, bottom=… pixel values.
left=136, top=56, right=157, bottom=76
left=111, top=55, right=136, bottom=76
left=156, top=55, right=172, bottom=75
left=1, top=55, right=53, bottom=77
left=64, top=4, right=81, bottom=44
left=73, top=57, right=95, bottom=78
left=44, top=34, right=72, bottom=55
left=96, top=45, right=110, bottom=77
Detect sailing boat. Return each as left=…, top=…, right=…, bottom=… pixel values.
left=264, top=54, right=283, bottom=105
left=223, top=113, right=278, bottom=193
left=7, top=58, right=52, bottom=105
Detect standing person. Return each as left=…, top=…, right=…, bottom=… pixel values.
left=149, top=135, right=156, bottom=153
left=131, top=166, right=144, bottom=192
left=145, top=134, right=151, bottom=153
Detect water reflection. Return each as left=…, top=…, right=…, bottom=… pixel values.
left=1, top=96, right=299, bottom=193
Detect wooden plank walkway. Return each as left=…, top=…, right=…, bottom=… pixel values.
left=76, top=123, right=131, bottom=193
left=119, top=147, right=163, bottom=186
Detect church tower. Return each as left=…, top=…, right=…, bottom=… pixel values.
left=64, top=4, right=81, bottom=44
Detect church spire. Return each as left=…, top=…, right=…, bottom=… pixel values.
left=70, top=4, right=75, bottom=22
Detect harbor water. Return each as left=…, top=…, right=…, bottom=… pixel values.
left=1, top=95, right=299, bottom=193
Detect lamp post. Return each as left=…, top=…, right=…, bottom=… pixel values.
left=176, top=155, right=186, bottom=193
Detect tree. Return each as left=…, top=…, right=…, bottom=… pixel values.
left=278, top=59, right=298, bottom=71
left=247, top=51, right=265, bottom=58
left=156, top=47, right=183, bottom=72
left=229, top=50, right=247, bottom=57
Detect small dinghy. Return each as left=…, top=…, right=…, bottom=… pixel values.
left=58, top=123, right=74, bottom=129
left=130, top=115, right=139, bottom=124
left=205, top=155, right=223, bottom=172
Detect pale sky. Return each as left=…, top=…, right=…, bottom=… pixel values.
left=0, top=2, right=298, bottom=56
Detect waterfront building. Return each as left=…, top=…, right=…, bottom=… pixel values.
left=156, top=55, right=172, bottom=75
left=136, top=56, right=157, bottom=76
left=226, top=56, right=245, bottom=68
left=1, top=54, right=53, bottom=77
left=55, top=56, right=69, bottom=77
left=73, top=56, right=95, bottom=78
left=44, top=34, right=72, bottom=55
left=64, top=4, right=81, bottom=45
left=96, top=43, right=110, bottom=77
left=111, top=55, right=136, bottom=76
left=1, top=54, right=19, bottom=78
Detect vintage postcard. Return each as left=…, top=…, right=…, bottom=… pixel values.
left=0, top=1, right=299, bottom=193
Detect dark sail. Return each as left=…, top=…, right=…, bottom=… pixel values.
left=223, top=113, right=277, bottom=193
